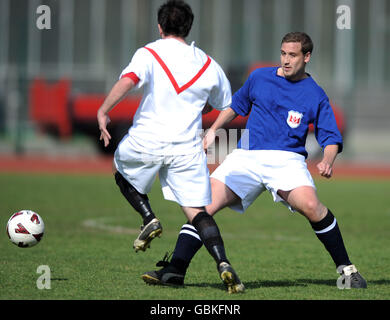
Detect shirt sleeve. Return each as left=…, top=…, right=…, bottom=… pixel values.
left=230, top=74, right=252, bottom=116
left=314, top=97, right=343, bottom=153
left=119, top=48, right=151, bottom=90
left=207, top=60, right=232, bottom=111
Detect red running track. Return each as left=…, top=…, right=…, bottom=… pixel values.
left=1, top=155, right=390, bottom=179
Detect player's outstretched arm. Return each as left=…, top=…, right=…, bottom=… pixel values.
left=316, top=144, right=339, bottom=178
left=97, top=77, right=136, bottom=147
left=203, top=107, right=238, bottom=150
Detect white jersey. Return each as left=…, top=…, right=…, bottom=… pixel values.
left=119, top=38, right=231, bottom=155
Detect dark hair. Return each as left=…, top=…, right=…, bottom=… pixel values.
left=281, top=32, right=313, bottom=54
left=157, top=0, right=194, bottom=38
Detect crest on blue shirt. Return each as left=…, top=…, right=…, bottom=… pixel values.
left=287, top=110, right=303, bottom=129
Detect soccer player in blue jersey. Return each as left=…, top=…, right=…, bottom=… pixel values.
left=141, top=32, right=367, bottom=289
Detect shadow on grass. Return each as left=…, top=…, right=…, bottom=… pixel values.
left=185, top=279, right=308, bottom=290
left=295, top=278, right=390, bottom=287
left=51, top=278, right=69, bottom=281
left=186, top=278, right=390, bottom=290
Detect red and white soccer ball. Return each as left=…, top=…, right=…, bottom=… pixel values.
left=6, top=210, right=45, bottom=248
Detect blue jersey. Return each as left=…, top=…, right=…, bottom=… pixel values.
left=231, top=67, right=343, bottom=158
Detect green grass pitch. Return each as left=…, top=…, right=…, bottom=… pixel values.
left=1, top=172, right=389, bottom=300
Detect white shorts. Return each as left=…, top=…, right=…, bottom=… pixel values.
left=210, top=149, right=316, bottom=213
left=114, top=135, right=211, bottom=207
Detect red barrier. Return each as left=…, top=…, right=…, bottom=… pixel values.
left=72, top=94, right=141, bottom=122
left=28, top=71, right=345, bottom=144
left=29, top=78, right=72, bottom=138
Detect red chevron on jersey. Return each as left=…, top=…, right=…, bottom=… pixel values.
left=144, top=46, right=211, bottom=94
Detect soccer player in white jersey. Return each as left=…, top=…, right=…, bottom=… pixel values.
left=142, top=32, right=367, bottom=289
left=97, top=0, right=244, bottom=293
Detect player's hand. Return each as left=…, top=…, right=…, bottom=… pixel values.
left=97, top=111, right=111, bottom=147
left=317, top=161, right=333, bottom=179
left=202, top=128, right=216, bottom=151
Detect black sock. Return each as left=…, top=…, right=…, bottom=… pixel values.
left=191, top=211, right=229, bottom=266
left=170, top=222, right=203, bottom=274
left=310, top=209, right=352, bottom=268
left=114, top=172, right=155, bottom=225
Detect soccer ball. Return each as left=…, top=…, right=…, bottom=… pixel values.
left=6, top=210, right=45, bottom=248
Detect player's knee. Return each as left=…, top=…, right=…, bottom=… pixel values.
left=301, top=199, right=323, bottom=221
left=209, top=178, right=238, bottom=214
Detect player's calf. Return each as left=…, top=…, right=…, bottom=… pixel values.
left=191, top=211, right=228, bottom=265
left=310, top=209, right=352, bottom=267
left=191, top=211, right=245, bottom=293
left=114, top=171, right=156, bottom=225
left=114, top=172, right=162, bottom=252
